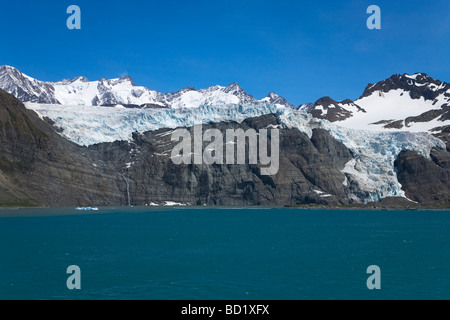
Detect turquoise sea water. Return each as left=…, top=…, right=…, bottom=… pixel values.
left=1, top=207, right=449, bottom=300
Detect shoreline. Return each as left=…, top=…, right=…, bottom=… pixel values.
left=0, top=203, right=449, bottom=217
left=1, top=195, right=449, bottom=211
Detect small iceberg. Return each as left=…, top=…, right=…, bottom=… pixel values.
left=76, top=207, right=99, bottom=211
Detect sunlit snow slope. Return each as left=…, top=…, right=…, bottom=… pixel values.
left=305, top=73, right=450, bottom=136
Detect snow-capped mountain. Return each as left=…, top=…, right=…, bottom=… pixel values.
left=0, top=65, right=59, bottom=104
left=4, top=66, right=449, bottom=138
left=1, top=67, right=449, bottom=206
left=261, top=91, right=296, bottom=109
left=0, top=65, right=293, bottom=109
left=306, top=73, right=450, bottom=140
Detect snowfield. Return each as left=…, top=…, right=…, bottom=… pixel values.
left=336, top=89, right=450, bottom=132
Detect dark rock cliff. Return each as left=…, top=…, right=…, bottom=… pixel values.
left=89, top=115, right=354, bottom=206
left=394, top=149, right=450, bottom=203
left=0, top=89, right=123, bottom=206
left=0, top=89, right=449, bottom=207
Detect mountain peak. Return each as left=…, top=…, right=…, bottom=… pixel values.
left=56, top=76, right=89, bottom=85
left=401, top=72, right=430, bottom=79
left=360, top=72, right=449, bottom=101
left=227, top=81, right=240, bottom=87
left=74, top=76, right=89, bottom=82
left=224, top=82, right=243, bottom=92
left=0, top=66, right=40, bottom=83
left=0, top=65, right=19, bottom=73
left=266, top=91, right=280, bottom=98
left=0, top=65, right=27, bottom=79
left=263, top=91, right=295, bottom=109
left=0, top=66, right=59, bottom=104
left=119, top=75, right=135, bottom=86
left=165, top=86, right=196, bottom=100
left=98, top=75, right=135, bottom=87
left=177, top=85, right=196, bottom=93
left=314, top=96, right=338, bottom=107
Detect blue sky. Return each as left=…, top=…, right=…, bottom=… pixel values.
left=1, top=0, right=449, bottom=105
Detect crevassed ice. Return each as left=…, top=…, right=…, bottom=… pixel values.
left=26, top=103, right=284, bottom=145
left=277, top=107, right=445, bottom=203
left=320, top=121, right=445, bottom=203
left=26, top=102, right=445, bottom=203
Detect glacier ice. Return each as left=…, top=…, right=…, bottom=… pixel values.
left=320, top=122, right=445, bottom=203
left=25, top=102, right=446, bottom=204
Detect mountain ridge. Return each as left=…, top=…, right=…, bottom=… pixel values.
left=304, top=72, right=450, bottom=148
left=3, top=66, right=449, bottom=131
left=0, top=65, right=294, bottom=109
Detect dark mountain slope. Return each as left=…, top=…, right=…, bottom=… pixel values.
left=0, top=89, right=123, bottom=206
left=395, top=149, right=450, bottom=204
left=89, top=115, right=355, bottom=206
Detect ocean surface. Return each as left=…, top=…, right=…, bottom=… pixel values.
left=1, top=207, right=449, bottom=300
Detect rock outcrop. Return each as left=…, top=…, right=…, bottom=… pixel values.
left=0, top=89, right=123, bottom=206
left=395, top=149, right=450, bottom=203
left=89, top=115, right=354, bottom=206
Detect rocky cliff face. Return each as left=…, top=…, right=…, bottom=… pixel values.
left=0, top=89, right=449, bottom=207
left=0, top=89, right=356, bottom=207
left=89, top=114, right=354, bottom=206
left=395, top=149, right=450, bottom=204
left=0, top=89, right=123, bottom=206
